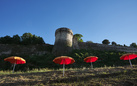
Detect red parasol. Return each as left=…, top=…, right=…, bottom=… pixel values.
left=84, top=56, right=98, bottom=69
left=53, top=56, right=75, bottom=76
left=120, top=53, right=137, bottom=68
left=4, top=56, right=26, bottom=72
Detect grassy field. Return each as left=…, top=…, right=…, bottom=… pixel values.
left=0, top=65, right=137, bottom=86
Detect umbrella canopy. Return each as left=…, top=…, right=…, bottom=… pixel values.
left=4, top=56, right=26, bottom=73
left=84, top=56, right=98, bottom=69
left=120, top=53, right=137, bottom=60
left=4, top=56, right=26, bottom=64
left=84, top=56, right=98, bottom=63
left=53, top=56, right=75, bottom=65
left=120, top=53, right=137, bottom=68
left=53, top=56, right=75, bottom=76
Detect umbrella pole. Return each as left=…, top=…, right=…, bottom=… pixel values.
left=129, top=59, right=133, bottom=68
left=91, top=62, right=93, bottom=69
left=63, top=63, right=65, bottom=76
left=90, top=58, right=93, bottom=69
left=128, top=56, right=133, bottom=68
left=13, top=64, right=16, bottom=73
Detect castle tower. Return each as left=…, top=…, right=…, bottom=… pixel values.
left=52, top=27, right=73, bottom=56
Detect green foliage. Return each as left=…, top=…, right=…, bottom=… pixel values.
left=112, top=41, right=117, bottom=45
left=21, top=33, right=33, bottom=45
left=67, top=49, right=137, bottom=68
left=0, top=33, right=45, bottom=45
left=130, top=43, right=137, bottom=48
left=21, top=33, right=45, bottom=45
left=1, top=49, right=137, bottom=71
left=31, top=35, right=45, bottom=44
left=73, top=34, right=83, bottom=42
left=102, top=39, right=110, bottom=45
left=0, top=35, right=13, bottom=44
left=0, top=54, right=57, bottom=71
left=24, top=54, right=57, bottom=70
left=123, top=44, right=128, bottom=47
left=13, top=34, right=21, bottom=44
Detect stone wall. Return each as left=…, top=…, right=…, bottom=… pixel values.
left=72, top=36, right=79, bottom=49
left=0, top=44, right=53, bottom=56
left=1, top=42, right=137, bottom=56
left=78, top=42, right=137, bottom=53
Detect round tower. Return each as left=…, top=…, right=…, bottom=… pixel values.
left=52, top=27, right=73, bottom=56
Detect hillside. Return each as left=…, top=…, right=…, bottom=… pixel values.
left=0, top=65, right=137, bottom=86
left=1, top=49, right=137, bottom=71
left=0, top=48, right=137, bottom=85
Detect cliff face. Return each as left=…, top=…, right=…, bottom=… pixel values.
left=0, top=44, right=53, bottom=56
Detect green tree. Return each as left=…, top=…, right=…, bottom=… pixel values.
left=0, top=37, right=4, bottom=44
left=130, top=43, right=137, bottom=48
left=21, top=33, right=33, bottom=45
left=0, top=35, right=12, bottom=44
left=13, top=34, right=21, bottom=44
left=32, top=35, right=45, bottom=44
left=21, top=33, right=33, bottom=40
left=0, top=33, right=45, bottom=45
left=112, top=41, right=117, bottom=45
left=124, top=44, right=127, bottom=47
left=21, top=33, right=45, bottom=45
left=102, top=39, right=110, bottom=45
left=36, top=37, right=45, bottom=44
left=73, top=34, right=83, bottom=42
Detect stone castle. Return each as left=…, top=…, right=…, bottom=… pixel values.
left=0, top=27, right=137, bottom=56
left=52, top=27, right=137, bottom=56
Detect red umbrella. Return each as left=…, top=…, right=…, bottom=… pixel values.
left=120, top=53, right=137, bottom=68
left=4, top=56, right=26, bottom=72
left=53, top=56, right=75, bottom=76
left=84, top=56, right=98, bottom=69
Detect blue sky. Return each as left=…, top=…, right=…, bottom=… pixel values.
left=0, top=0, right=137, bottom=46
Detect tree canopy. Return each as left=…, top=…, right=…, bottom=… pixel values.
left=130, top=43, right=137, bottom=48
left=73, top=34, right=83, bottom=42
left=0, top=33, right=45, bottom=45
left=112, top=41, right=117, bottom=45
left=102, top=39, right=110, bottom=45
